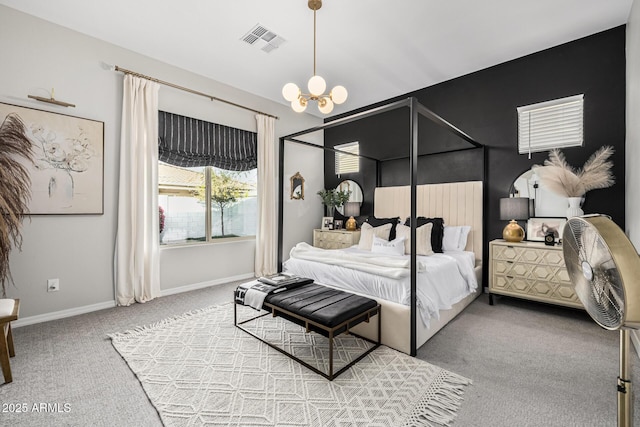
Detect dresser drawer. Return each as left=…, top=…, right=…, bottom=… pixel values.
left=494, top=258, right=571, bottom=284
left=489, top=240, right=582, bottom=309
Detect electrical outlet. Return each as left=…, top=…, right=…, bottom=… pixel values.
left=47, top=278, right=59, bottom=292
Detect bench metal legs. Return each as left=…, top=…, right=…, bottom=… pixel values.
left=234, top=299, right=381, bottom=381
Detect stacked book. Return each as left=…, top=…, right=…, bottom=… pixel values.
left=258, top=273, right=307, bottom=287
left=235, top=273, right=314, bottom=309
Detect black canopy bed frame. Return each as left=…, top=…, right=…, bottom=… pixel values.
left=277, top=96, right=487, bottom=356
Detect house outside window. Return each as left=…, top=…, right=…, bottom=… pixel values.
left=158, top=163, right=257, bottom=245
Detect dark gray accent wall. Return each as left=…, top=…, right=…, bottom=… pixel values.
left=324, top=26, right=626, bottom=243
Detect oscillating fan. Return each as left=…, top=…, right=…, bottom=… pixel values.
left=563, top=215, right=640, bottom=427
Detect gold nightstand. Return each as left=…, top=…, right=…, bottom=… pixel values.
left=313, top=229, right=361, bottom=250
left=489, top=239, right=582, bottom=309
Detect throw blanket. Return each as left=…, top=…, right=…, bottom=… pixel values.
left=290, top=242, right=425, bottom=279
left=235, top=277, right=315, bottom=310
left=235, top=280, right=272, bottom=310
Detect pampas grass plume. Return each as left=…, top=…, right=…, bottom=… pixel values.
left=534, top=165, right=584, bottom=197
left=535, top=146, right=614, bottom=198
left=579, top=145, right=615, bottom=192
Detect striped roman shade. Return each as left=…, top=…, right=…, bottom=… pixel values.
left=158, top=111, right=257, bottom=171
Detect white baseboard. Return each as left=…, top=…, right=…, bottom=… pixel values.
left=159, top=273, right=255, bottom=297
left=13, top=300, right=117, bottom=328
left=12, top=273, right=255, bottom=328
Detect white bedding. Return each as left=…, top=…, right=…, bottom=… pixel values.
left=283, top=243, right=478, bottom=328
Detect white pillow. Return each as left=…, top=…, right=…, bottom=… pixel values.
left=371, top=236, right=406, bottom=256
left=442, top=226, right=462, bottom=251
left=358, top=222, right=392, bottom=250
left=395, top=223, right=434, bottom=256
left=443, top=225, right=471, bottom=251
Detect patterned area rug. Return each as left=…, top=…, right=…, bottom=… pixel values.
left=110, top=304, right=471, bottom=426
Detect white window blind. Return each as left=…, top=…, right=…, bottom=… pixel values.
left=517, top=94, right=584, bottom=158
left=334, top=141, right=359, bottom=175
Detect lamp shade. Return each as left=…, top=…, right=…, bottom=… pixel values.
left=344, top=201, right=360, bottom=217
left=330, top=85, right=348, bottom=104
left=500, top=197, right=529, bottom=221
left=308, top=75, right=326, bottom=97
left=282, top=83, right=300, bottom=102
left=318, top=97, right=334, bottom=114
left=291, top=97, right=307, bottom=113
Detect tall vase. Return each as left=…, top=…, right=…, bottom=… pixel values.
left=566, top=197, right=584, bottom=218
left=48, top=168, right=74, bottom=208
left=325, top=205, right=335, bottom=217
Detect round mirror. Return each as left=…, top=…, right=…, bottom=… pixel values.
left=512, top=168, right=567, bottom=217
left=336, top=180, right=363, bottom=214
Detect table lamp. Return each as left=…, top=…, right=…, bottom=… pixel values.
left=500, top=197, right=529, bottom=242
left=344, top=202, right=360, bottom=231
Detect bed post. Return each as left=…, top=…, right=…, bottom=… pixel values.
left=409, top=97, right=419, bottom=357
left=482, top=145, right=489, bottom=290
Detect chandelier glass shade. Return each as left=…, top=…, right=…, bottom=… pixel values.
left=282, top=0, right=347, bottom=114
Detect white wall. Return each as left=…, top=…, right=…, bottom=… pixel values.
left=0, top=5, right=323, bottom=319
left=627, top=1, right=640, bottom=246
left=626, top=0, right=640, bottom=353
left=282, top=131, right=327, bottom=260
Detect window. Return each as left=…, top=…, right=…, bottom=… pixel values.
left=334, top=141, right=359, bottom=175
left=156, top=111, right=258, bottom=245
left=159, top=163, right=256, bottom=245
left=517, top=94, right=584, bottom=158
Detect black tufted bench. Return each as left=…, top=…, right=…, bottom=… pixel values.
left=235, top=283, right=381, bottom=380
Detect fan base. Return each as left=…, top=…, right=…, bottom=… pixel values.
left=618, top=329, right=633, bottom=427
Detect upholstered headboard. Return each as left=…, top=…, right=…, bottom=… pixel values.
left=374, top=181, right=483, bottom=261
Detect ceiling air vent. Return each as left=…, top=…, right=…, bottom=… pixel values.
left=241, top=24, right=285, bottom=53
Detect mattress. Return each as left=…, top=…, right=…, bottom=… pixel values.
left=282, top=243, right=477, bottom=328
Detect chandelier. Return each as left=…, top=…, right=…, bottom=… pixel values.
left=282, top=0, right=347, bottom=114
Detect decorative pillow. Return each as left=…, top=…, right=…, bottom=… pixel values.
left=443, top=225, right=471, bottom=251
left=371, top=236, right=406, bottom=256
left=395, top=223, right=434, bottom=256
left=456, top=226, right=472, bottom=251
left=366, top=216, right=400, bottom=240
left=442, top=226, right=462, bottom=252
left=358, top=222, right=392, bottom=250
left=404, top=217, right=444, bottom=253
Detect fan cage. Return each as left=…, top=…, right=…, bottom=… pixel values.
left=563, top=218, right=625, bottom=330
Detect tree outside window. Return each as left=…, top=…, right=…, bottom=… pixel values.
left=194, top=170, right=251, bottom=238
left=158, top=162, right=256, bottom=244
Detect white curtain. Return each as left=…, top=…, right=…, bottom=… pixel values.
left=255, top=114, right=277, bottom=276
left=115, top=75, right=161, bottom=305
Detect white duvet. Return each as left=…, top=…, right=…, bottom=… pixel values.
left=283, top=242, right=478, bottom=328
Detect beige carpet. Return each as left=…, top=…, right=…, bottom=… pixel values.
left=110, top=304, right=472, bottom=426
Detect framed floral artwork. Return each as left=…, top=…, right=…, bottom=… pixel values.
left=0, top=102, right=104, bottom=214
